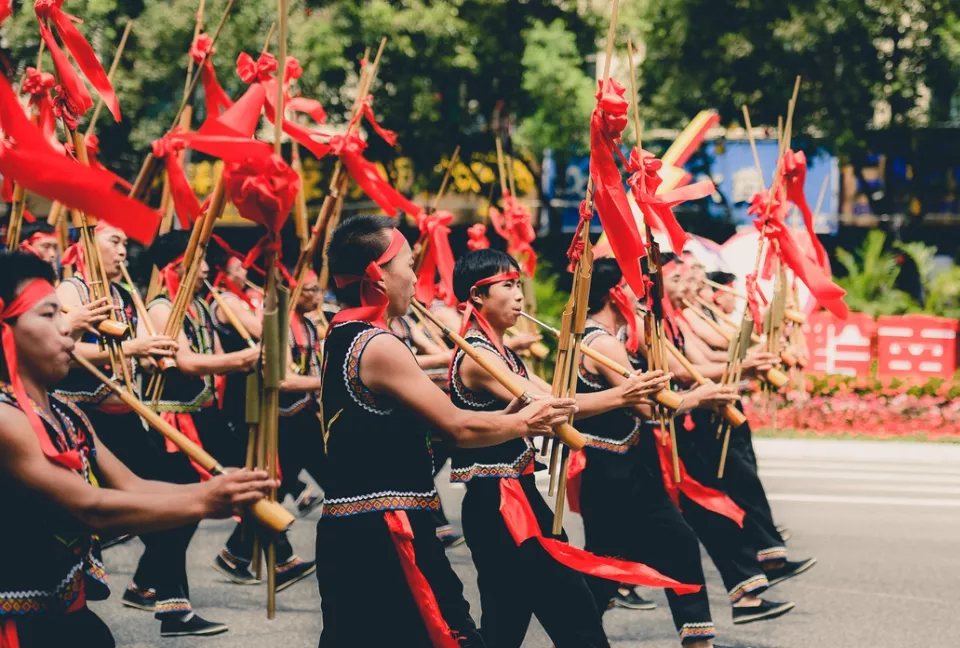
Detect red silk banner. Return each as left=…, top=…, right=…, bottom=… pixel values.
left=414, top=210, right=457, bottom=307
left=499, top=478, right=701, bottom=593
left=21, top=67, right=59, bottom=149
left=651, top=426, right=745, bottom=526
left=384, top=511, right=463, bottom=648
left=0, top=76, right=159, bottom=243
left=588, top=79, right=647, bottom=299
left=782, top=149, right=829, bottom=272
left=627, top=147, right=713, bottom=255
left=190, top=34, right=233, bottom=119
left=489, top=193, right=537, bottom=277
left=152, top=130, right=201, bottom=228
left=34, top=0, right=120, bottom=121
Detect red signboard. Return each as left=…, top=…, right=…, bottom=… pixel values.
left=876, top=315, right=960, bottom=378
left=802, top=312, right=875, bottom=376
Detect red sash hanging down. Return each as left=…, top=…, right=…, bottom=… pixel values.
left=159, top=412, right=211, bottom=480
left=384, top=510, right=462, bottom=648
left=651, top=426, right=745, bottom=527
left=498, top=478, right=701, bottom=594
left=0, top=616, right=19, bottom=648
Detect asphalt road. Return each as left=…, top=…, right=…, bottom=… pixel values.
left=94, top=438, right=960, bottom=648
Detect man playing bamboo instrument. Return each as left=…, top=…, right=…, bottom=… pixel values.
left=449, top=249, right=701, bottom=648
left=318, top=214, right=579, bottom=647
left=17, top=221, right=61, bottom=267
left=670, top=257, right=817, bottom=586
left=661, top=254, right=816, bottom=594
left=135, top=231, right=260, bottom=636
left=0, top=250, right=278, bottom=648
left=55, top=224, right=230, bottom=637
left=575, top=258, right=784, bottom=645
left=205, top=248, right=317, bottom=590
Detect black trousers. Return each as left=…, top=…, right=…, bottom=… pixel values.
left=461, top=475, right=610, bottom=648
left=278, top=408, right=326, bottom=501
left=13, top=607, right=115, bottom=648
left=224, top=521, right=295, bottom=565
left=579, top=436, right=715, bottom=644
left=673, top=418, right=769, bottom=603
left=85, top=408, right=201, bottom=618
left=690, top=411, right=786, bottom=562
left=315, top=509, right=483, bottom=648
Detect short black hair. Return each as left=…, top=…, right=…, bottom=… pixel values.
left=19, top=220, right=56, bottom=242
left=145, top=230, right=192, bottom=271
left=588, top=258, right=623, bottom=314
left=453, top=249, right=520, bottom=304
left=0, top=251, right=57, bottom=307
left=707, top=270, right=736, bottom=285
left=327, top=214, right=397, bottom=305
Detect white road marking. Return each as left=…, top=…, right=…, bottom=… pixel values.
left=767, top=493, right=960, bottom=507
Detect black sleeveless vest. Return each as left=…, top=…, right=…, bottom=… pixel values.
left=448, top=328, right=540, bottom=483
left=210, top=298, right=254, bottom=423
left=319, top=321, right=440, bottom=518
left=149, top=295, right=216, bottom=413
left=55, top=277, right=137, bottom=405
left=575, top=325, right=641, bottom=454
left=280, top=313, right=321, bottom=416
left=0, top=385, right=109, bottom=617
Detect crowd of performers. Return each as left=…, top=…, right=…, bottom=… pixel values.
left=1, top=212, right=818, bottom=648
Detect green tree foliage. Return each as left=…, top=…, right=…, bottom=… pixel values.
left=636, top=0, right=960, bottom=157
left=3, top=0, right=601, bottom=183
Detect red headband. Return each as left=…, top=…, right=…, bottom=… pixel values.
left=26, top=232, right=58, bottom=244
left=1, top=279, right=85, bottom=471
left=160, top=255, right=186, bottom=302
left=608, top=282, right=640, bottom=353
left=328, top=228, right=406, bottom=333
left=454, top=269, right=521, bottom=364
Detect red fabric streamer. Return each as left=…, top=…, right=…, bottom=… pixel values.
left=328, top=228, right=406, bottom=332
left=626, top=147, right=713, bottom=255
left=384, top=511, right=463, bottom=648
left=21, top=67, right=59, bottom=149
left=499, top=478, right=700, bottom=593
left=489, top=193, right=537, bottom=276
left=152, top=130, right=201, bottom=228
left=61, top=243, right=89, bottom=279
left=565, top=449, right=587, bottom=514
left=466, top=223, right=490, bottom=251
left=759, top=217, right=848, bottom=320
left=77, top=134, right=131, bottom=190
left=782, top=149, right=829, bottom=272
left=223, top=154, right=300, bottom=233
left=159, top=412, right=211, bottom=480
left=608, top=283, right=640, bottom=353
left=282, top=56, right=327, bottom=124
left=587, top=79, right=648, bottom=299
left=0, top=75, right=159, bottom=243
left=567, top=199, right=594, bottom=265
left=34, top=0, right=120, bottom=121
left=651, top=426, right=745, bottom=526
left=0, top=0, right=12, bottom=25
left=2, top=279, right=86, bottom=471
left=190, top=34, right=233, bottom=119
left=0, top=618, right=18, bottom=648
left=743, top=272, right=767, bottom=334
left=414, top=210, right=456, bottom=307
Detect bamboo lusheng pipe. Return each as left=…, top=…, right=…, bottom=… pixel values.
left=410, top=300, right=587, bottom=451
left=662, top=338, right=748, bottom=428
left=119, top=263, right=177, bottom=372
left=519, top=312, right=684, bottom=412
left=205, top=280, right=257, bottom=348
left=694, top=296, right=799, bottom=368
left=60, top=304, right=130, bottom=339
left=291, top=40, right=386, bottom=300
left=71, top=352, right=294, bottom=532
left=703, top=279, right=805, bottom=325
left=681, top=298, right=789, bottom=390
left=64, top=129, right=136, bottom=393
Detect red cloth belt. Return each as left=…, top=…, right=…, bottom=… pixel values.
left=651, top=426, right=744, bottom=527
left=160, top=412, right=211, bottom=480
left=95, top=401, right=133, bottom=415
left=1, top=279, right=85, bottom=471
left=328, top=228, right=406, bottom=333
left=384, top=510, right=462, bottom=648
left=498, top=478, right=700, bottom=594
